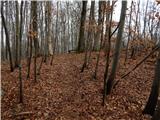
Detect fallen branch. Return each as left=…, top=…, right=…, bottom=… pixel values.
left=14, top=111, right=33, bottom=116
left=121, top=46, right=159, bottom=79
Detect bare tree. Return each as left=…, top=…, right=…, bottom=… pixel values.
left=47, top=1, right=53, bottom=55
left=77, top=1, right=87, bottom=52
left=81, top=0, right=95, bottom=72
left=142, top=0, right=149, bottom=39
left=1, top=2, right=14, bottom=72
left=31, top=1, right=38, bottom=82
left=143, top=46, right=160, bottom=116
left=19, top=1, right=24, bottom=103
left=93, top=1, right=106, bottom=79
left=125, top=1, right=133, bottom=63
left=15, top=1, right=19, bottom=68
left=93, top=1, right=103, bottom=51
left=1, top=21, right=4, bottom=61
left=106, top=1, right=127, bottom=95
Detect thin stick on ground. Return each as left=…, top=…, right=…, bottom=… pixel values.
left=121, top=46, right=159, bottom=79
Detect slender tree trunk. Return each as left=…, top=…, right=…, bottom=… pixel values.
left=81, top=0, right=95, bottom=72
left=1, top=22, right=4, bottom=61
left=125, top=1, right=133, bottom=63
left=106, top=1, right=127, bottom=95
left=51, top=1, right=59, bottom=65
left=19, top=1, right=24, bottom=103
left=44, top=2, right=47, bottom=62
left=154, top=20, right=160, bottom=42
left=86, top=0, right=95, bottom=67
left=67, top=2, right=70, bottom=51
left=103, top=1, right=113, bottom=105
left=15, top=1, right=19, bottom=68
left=142, top=0, right=149, bottom=39
left=27, top=32, right=32, bottom=79
left=93, top=1, right=103, bottom=51
left=93, top=1, right=106, bottom=79
left=47, top=1, right=53, bottom=55
left=5, top=3, right=8, bottom=60
left=130, top=0, right=140, bottom=59
left=31, top=1, right=38, bottom=83
left=1, top=2, right=14, bottom=72
left=77, top=1, right=87, bottom=52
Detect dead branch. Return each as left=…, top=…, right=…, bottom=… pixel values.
left=121, top=46, right=159, bottom=79
left=14, top=111, right=34, bottom=116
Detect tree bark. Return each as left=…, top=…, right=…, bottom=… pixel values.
left=125, top=1, right=133, bottom=63
left=106, top=1, right=127, bottom=95
left=93, top=1, right=103, bottom=51
left=1, top=2, right=14, bottom=72
left=31, top=1, right=38, bottom=83
left=81, top=0, right=95, bottom=72
left=142, top=0, right=149, bottom=39
left=47, top=1, right=53, bottom=55
left=77, top=1, right=87, bottom=52
left=143, top=49, right=160, bottom=116
left=93, top=1, right=106, bottom=79
left=152, top=100, right=160, bottom=120
left=19, top=1, right=24, bottom=103
left=15, top=1, right=19, bottom=68
left=1, top=21, right=4, bottom=61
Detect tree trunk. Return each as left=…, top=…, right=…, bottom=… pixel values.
left=93, top=1, right=106, bottom=79
left=125, top=1, right=133, bottom=63
left=106, top=1, right=127, bottom=95
left=142, top=0, right=149, bottom=39
left=27, top=31, right=32, bottom=79
left=19, top=1, right=24, bottom=103
left=143, top=49, right=160, bottom=116
left=31, top=1, right=38, bottom=83
left=44, top=2, right=48, bottom=62
left=93, top=1, right=103, bottom=51
left=103, top=1, right=113, bottom=105
left=50, top=1, right=59, bottom=65
left=15, top=1, right=19, bottom=68
left=152, top=100, right=160, bottom=120
left=1, top=21, right=4, bottom=61
left=1, top=2, right=14, bottom=72
left=77, top=1, right=87, bottom=52
left=81, top=0, right=95, bottom=72
left=47, top=1, right=53, bottom=55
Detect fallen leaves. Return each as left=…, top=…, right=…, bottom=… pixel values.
left=1, top=52, right=155, bottom=120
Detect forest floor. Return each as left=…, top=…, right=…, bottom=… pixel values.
left=1, top=51, right=156, bottom=120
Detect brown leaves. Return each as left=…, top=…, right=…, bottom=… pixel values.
left=28, top=30, right=38, bottom=39
left=156, top=0, right=160, bottom=5
left=1, top=52, right=154, bottom=120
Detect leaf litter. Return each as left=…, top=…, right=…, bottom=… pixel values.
left=1, top=52, right=155, bottom=120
